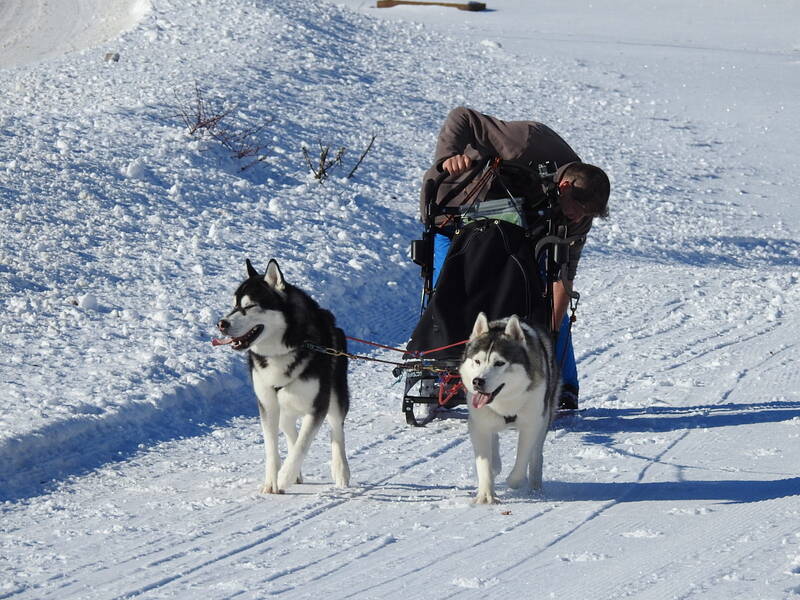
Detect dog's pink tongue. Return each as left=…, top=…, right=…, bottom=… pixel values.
left=472, top=392, right=492, bottom=409
left=211, top=337, right=233, bottom=347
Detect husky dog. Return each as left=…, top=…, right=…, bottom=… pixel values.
left=459, top=313, right=560, bottom=504
left=214, top=259, right=350, bottom=494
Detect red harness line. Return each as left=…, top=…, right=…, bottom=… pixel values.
left=345, top=335, right=469, bottom=359
left=345, top=336, right=467, bottom=405
left=345, top=336, right=468, bottom=403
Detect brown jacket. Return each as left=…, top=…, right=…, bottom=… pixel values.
left=421, top=107, right=592, bottom=280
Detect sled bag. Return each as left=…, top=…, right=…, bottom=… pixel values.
left=406, top=219, right=549, bottom=361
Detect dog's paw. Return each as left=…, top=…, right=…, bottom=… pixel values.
left=277, top=466, right=299, bottom=491
left=331, top=461, right=350, bottom=488
left=259, top=481, right=284, bottom=495
left=506, top=474, right=529, bottom=490
left=474, top=490, right=500, bottom=505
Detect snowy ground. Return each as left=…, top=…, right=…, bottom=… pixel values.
left=1, top=0, right=799, bottom=598
left=0, top=0, right=152, bottom=69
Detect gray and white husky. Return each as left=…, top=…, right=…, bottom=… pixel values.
left=459, top=313, right=560, bottom=504
left=214, top=259, right=350, bottom=494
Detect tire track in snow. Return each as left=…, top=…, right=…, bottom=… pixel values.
left=267, top=323, right=795, bottom=599
left=100, top=430, right=468, bottom=599
left=113, top=496, right=359, bottom=600
left=584, top=318, right=781, bottom=408
left=612, top=507, right=796, bottom=600
left=456, top=332, right=799, bottom=598
left=430, top=429, right=697, bottom=600
left=8, top=417, right=423, bottom=599
left=256, top=532, right=398, bottom=590
left=334, top=501, right=560, bottom=600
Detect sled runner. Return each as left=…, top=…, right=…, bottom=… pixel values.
left=400, top=158, right=582, bottom=426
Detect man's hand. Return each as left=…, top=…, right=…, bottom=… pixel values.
left=442, top=154, right=473, bottom=176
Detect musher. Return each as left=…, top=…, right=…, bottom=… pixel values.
left=421, top=106, right=610, bottom=409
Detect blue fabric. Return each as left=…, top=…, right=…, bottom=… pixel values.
left=432, top=233, right=451, bottom=287
left=555, top=314, right=578, bottom=390
left=432, top=233, right=578, bottom=390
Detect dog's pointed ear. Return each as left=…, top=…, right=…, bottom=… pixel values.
left=504, top=315, right=525, bottom=342
left=470, top=312, right=490, bottom=340
left=246, top=259, right=259, bottom=279
left=265, top=259, right=286, bottom=291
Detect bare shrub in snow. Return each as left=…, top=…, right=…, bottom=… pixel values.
left=175, top=82, right=270, bottom=171
left=302, top=134, right=376, bottom=182
left=302, top=141, right=346, bottom=182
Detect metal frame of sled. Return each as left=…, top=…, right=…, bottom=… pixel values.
left=398, top=361, right=465, bottom=427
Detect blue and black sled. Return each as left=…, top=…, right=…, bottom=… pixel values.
left=400, top=159, right=582, bottom=426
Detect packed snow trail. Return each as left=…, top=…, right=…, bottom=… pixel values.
left=1, top=0, right=799, bottom=598
left=4, top=282, right=800, bottom=599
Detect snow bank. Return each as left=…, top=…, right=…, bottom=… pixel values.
left=0, top=0, right=152, bottom=68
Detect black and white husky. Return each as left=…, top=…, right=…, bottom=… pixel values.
left=214, top=259, right=350, bottom=494
left=459, top=313, right=560, bottom=504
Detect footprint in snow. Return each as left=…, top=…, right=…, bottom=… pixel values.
left=451, top=576, right=499, bottom=589
left=667, top=506, right=714, bottom=516
left=788, top=555, right=800, bottom=575
left=557, top=552, right=610, bottom=562
left=621, top=529, right=664, bottom=539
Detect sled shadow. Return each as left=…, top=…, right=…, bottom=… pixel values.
left=546, top=476, right=800, bottom=505
left=572, top=399, right=800, bottom=435
left=360, top=477, right=799, bottom=507
left=546, top=399, right=800, bottom=505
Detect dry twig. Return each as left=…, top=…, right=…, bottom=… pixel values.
left=347, top=134, right=377, bottom=179
left=302, top=141, right=346, bottom=182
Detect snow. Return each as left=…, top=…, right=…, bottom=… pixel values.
left=1, top=0, right=799, bottom=598
left=0, top=0, right=152, bottom=69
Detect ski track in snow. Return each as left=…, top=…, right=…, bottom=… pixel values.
left=1, top=0, right=799, bottom=598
